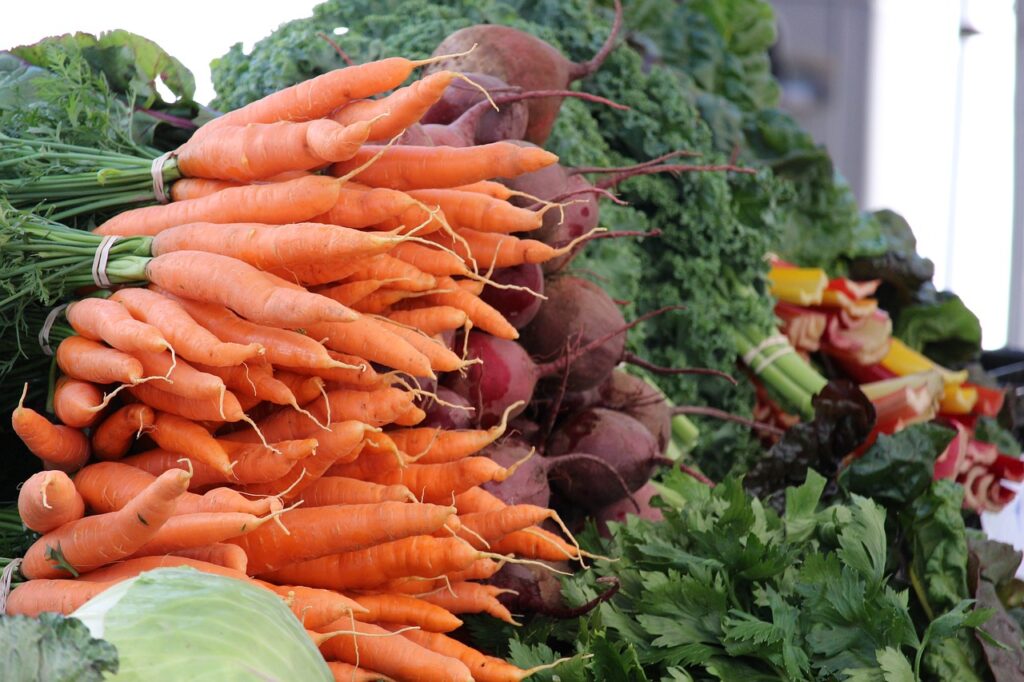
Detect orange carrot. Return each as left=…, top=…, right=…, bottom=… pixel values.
left=221, top=438, right=319, bottom=485
left=306, top=317, right=434, bottom=378
left=128, top=511, right=270, bottom=557
left=374, top=319, right=466, bottom=373
left=261, top=536, right=480, bottom=590
left=74, top=461, right=277, bottom=516
left=149, top=411, right=234, bottom=476
left=144, top=250, right=357, bottom=328
left=4, top=578, right=118, bottom=617
left=452, top=486, right=505, bottom=514
left=456, top=505, right=556, bottom=545
left=17, top=470, right=85, bottom=533
left=127, top=382, right=246, bottom=424
left=390, top=422, right=507, bottom=466
left=392, top=404, right=426, bottom=427
left=177, top=119, right=374, bottom=182
left=95, top=174, right=342, bottom=236
left=349, top=288, right=423, bottom=315
left=418, top=582, right=517, bottom=624
left=65, top=298, right=170, bottom=354
left=418, top=276, right=517, bottom=339
left=56, top=336, right=144, bottom=385
left=325, top=661, right=395, bottom=682
left=21, top=467, right=191, bottom=579
left=386, top=306, right=468, bottom=336
left=243, top=387, right=415, bottom=442
left=398, top=628, right=534, bottom=682
left=330, top=143, right=558, bottom=190
left=120, top=450, right=227, bottom=490
left=52, top=377, right=104, bottom=428
left=451, top=180, right=515, bottom=200
left=12, top=387, right=90, bottom=473
left=301, top=477, right=415, bottom=506
left=163, top=292, right=348, bottom=371
left=312, top=185, right=418, bottom=228
left=278, top=351, right=383, bottom=390
left=74, top=554, right=249, bottom=583
left=267, top=584, right=369, bottom=630
left=345, top=255, right=438, bottom=293
left=490, top=528, right=581, bottom=562
left=240, top=426, right=365, bottom=500
left=233, top=501, right=458, bottom=574
left=91, top=403, right=154, bottom=460
left=389, top=242, right=472, bottom=277
left=151, top=221, right=400, bottom=270
left=169, top=177, right=242, bottom=202
left=168, top=543, right=249, bottom=574
left=196, top=57, right=442, bottom=135
left=317, top=279, right=387, bottom=307
left=272, top=371, right=326, bottom=407
left=352, top=593, right=463, bottom=633
left=132, top=349, right=227, bottom=401
left=316, top=618, right=473, bottom=682
left=408, top=189, right=542, bottom=233
left=427, top=228, right=561, bottom=269
left=363, top=457, right=520, bottom=503
left=330, top=71, right=458, bottom=140
left=191, top=361, right=295, bottom=405
left=111, top=287, right=265, bottom=367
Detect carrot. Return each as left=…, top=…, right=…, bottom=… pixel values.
left=12, top=387, right=90, bottom=473
left=177, top=119, right=374, bottom=182
left=163, top=292, right=349, bottom=371
left=373, top=319, right=465, bottom=372
left=73, top=555, right=246, bottom=583
left=392, top=404, right=426, bottom=427
left=456, top=279, right=485, bottom=295
left=170, top=177, right=242, bottom=202
left=453, top=486, right=506, bottom=514
left=111, top=288, right=265, bottom=367
left=307, top=317, right=434, bottom=378
left=316, top=618, right=473, bottom=682
left=169, top=543, right=249, bottom=574
left=128, top=511, right=271, bottom=557
left=267, top=585, right=369, bottom=630
left=221, top=438, right=319, bottom=485
left=151, top=222, right=400, bottom=271
left=363, top=457, right=521, bottom=503
left=353, top=593, right=463, bottom=633
left=144, top=250, right=357, bottom=328
left=389, top=242, right=472, bottom=277
left=196, top=56, right=444, bottom=136
left=408, top=189, right=543, bottom=234
left=456, top=505, right=556, bottom=545
left=313, top=185, right=418, bottom=228
left=331, top=71, right=458, bottom=140
left=56, top=336, right=145, bottom=385
left=21, top=467, right=191, bottom=579
left=326, top=438, right=407, bottom=481
left=132, top=349, right=227, bottom=401
left=385, top=558, right=504, bottom=595
left=253, top=387, right=416, bottom=441
left=419, top=276, right=517, bottom=339
left=17, top=470, right=85, bottom=533
left=91, top=403, right=154, bottom=460
left=451, top=180, right=515, bottom=200
left=4, top=578, right=118, bottom=617
left=120, top=450, right=226, bottom=490
left=74, top=461, right=277, bottom=516
left=191, top=361, right=294, bottom=405
left=278, top=351, right=384, bottom=390
left=330, top=143, right=558, bottom=190
left=326, top=661, right=396, bottom=682
left=398, top=628, right=536, bottom=682
left=390, top=422, right=508, bottom=466
left=418, top=582, right=517, bottom=624
left=374, top=200, right=448, bottom=237
left=261, top=536, right=480, bottom=590
left=149, top=411, right=234, bottom=476
left=95, top=175, right=342, bottom=236
left=234, top=501, right=458, bottom=574
left=65, top=298, right=170, bottom=354
left=272, top=371, right=326, bottom=407
left=345, top=256, right=436, bottom=292
left=427, top=229, right=560, bottom=269
left=317, top=279, right=387, bottom=307
left=52, top=377, right=104, bottom=428
left=240, top=426, right=365, bottom=500
left=490, top=528, right=581, bottom=562
left=127, top=382, right=246, bottom=424
left=302, top=477, right=416, bottom=506
left=386, top=306, right=468, bottom=336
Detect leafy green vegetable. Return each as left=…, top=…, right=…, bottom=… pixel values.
left=0, top=613, right=118, bottom=682
left=974, top=417, right=1022, bottom=457
left=893, top=294, right=981, bottom=368
left=71, top=567, right=332, bottom=680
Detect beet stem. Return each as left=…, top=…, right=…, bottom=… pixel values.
left=316, top=31, right=354, bottom=66
left=537, top=575, right=621, bottom=619
left=569, top=0, right=624, bottom=80
left=538, top=185, right=628, bottom=208
left=570, top=150, right=703, bottom=175
left=670, top=405, right=785, bottom=437
left=654, top=456, right=715, bottom=487
left=596, top=163, right=758, bottom=190
left=623, top=352, right=737, bottom=385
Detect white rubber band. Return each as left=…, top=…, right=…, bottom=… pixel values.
left=92, top=236, right=121, bottom=288
left=0, top=558, right=21, bottom=615
left=752, top=345, right=796, bottom=375
left=38, top=303, right=69, bottom=356
left=741, top=334, right=789, bottom=366
left=150, top=151, right=176, bottom=204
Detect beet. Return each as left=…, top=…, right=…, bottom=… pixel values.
left=489, top=563, right=621, bottom=617
left=481, top=436, right=550, bottom=507
left=596, top=371, right=671, bottom=454
left=520, top=275, right=625, bottom=392
left=479, top=263, right=544, bottom=329
left=504, top=154, right=571, bottom=205
left=420, top=72, right=523, bottom=141
left=547, top=407, right=661, bottom=509
left=426, top=3, right=622, bottom=143
left=595, top=481, right=664, bottom=537
left=419, top=387, right=475, bottom=430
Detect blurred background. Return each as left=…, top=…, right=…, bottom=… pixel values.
left=1, top=0, right=1021, bottom=351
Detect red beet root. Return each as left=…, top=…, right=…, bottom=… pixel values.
left=420, top=387, right=475, bottom=430
left=479, top=263, right=544, bottom=330
left=481, top=436, right=550, bottom=508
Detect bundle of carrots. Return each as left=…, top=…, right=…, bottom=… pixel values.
left=2, top=52, right=595, bottom=682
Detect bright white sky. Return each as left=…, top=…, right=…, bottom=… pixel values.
left=1, top=1, right=323, bottom=105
